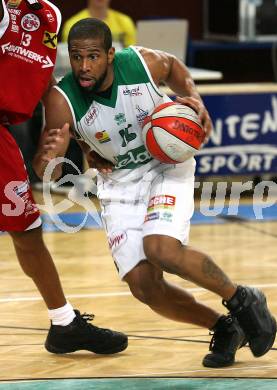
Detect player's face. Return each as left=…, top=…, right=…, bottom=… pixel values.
left=69, top=38, right=114, bottom=92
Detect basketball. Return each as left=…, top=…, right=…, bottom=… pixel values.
left=142, top=102, right=205, bottom=164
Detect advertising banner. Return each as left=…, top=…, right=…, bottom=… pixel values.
left=196, top=92, right=277, bottom=175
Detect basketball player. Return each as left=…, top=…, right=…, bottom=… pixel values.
left=0, top=1, right=128, bottom=355
left=35, top=18, right=276, bottom=367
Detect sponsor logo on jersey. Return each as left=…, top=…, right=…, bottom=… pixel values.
left=95, top=130, right=111, bottom=144
left=114, top=112, right=126, bottom=126
left=1, top=42, right=54, bottom=68
left=144, top=212, right=160, bottom=222
left=115, top=145, right=152, bottom=169
left=147, top=195, right=176, bottom=212
left=144, top=210, right=173, bottom=223
left=108, top=230, right=127, bottom=251
left=13, top=180, right=29, bottom=196
left=160, top=211, right=173, bottom=222
left=8, top=8, right=21, bottom=15
left=42, top=31, right=57, bottom=49
left=12, top=180, right=38, bottom=216
left=21, top=13, right=40, bottom=31
left=9, top=11, right=20, bottom=33
left=123, top=85, right=142, bottom=97
left=11, top=25, right=20, bottom=33
left=136, top=105, right=149, bottom=125
left=84, top=107, right=99, bottom=126
left=45, top=9, right=55, bottom=23
left=7, top=0, right=22, bottom=9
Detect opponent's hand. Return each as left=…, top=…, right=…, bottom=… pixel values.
left=175, top=96, right=213, bottom=144
left=86, top=150, right=114, bottom=174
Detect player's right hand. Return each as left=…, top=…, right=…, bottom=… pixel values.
left=33, top=123, right=71, bottom=180
left=86, top=150, right=114, bottom=174
left=40, top=123, right=71, bottom=161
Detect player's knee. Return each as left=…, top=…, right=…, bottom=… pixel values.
left=144, top=236, right=182, bottom=275
left=124, top=261, right=165, bottom=305
left=129, top=281, right=160, bottom=305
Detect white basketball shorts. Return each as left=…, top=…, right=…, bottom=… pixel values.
left=97, top=158, right=196, bottom=279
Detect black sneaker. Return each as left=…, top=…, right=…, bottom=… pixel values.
left=202, top=315, right=246, bottom=368
left=45, top=310, right=128, bottom=354
left=223, top=286, right=276, bottom=357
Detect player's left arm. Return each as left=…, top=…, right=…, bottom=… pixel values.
left=140, top=47, right=213, bottom=143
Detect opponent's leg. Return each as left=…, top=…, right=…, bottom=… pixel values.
left=1, top=124, right=127, bottom=355
left=10, top=227, right=66, bottom=309
left=9, top=226, right=128, bottom=354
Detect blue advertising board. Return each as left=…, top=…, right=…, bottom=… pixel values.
left=196, top=92, right=277, bottom=175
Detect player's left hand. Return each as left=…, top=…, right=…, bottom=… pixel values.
left=86, top=150, right=114, bottom=174
left=175, top=96, right=213, bottom=144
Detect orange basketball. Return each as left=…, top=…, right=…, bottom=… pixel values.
left=142, top=102, right=205, bottom=164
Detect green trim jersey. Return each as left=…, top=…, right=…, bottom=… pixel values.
left=55, top=46, right=172, bottom=182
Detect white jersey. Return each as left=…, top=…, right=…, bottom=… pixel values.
left=55, top=46, right=171, bottom=182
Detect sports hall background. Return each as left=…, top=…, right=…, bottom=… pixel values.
left=53, top=0, right=275, bottom=83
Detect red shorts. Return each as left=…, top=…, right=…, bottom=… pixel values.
left=0, top=125, right=41, bottom=231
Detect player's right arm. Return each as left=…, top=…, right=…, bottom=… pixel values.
left=33, top=87, right=113, bottom=179
left=43, top=88, right=114, bottom=174
left=33, top=88, right=73, bottom=180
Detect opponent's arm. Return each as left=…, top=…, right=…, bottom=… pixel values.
left=33, top=88, right=72, bottom=180
left=140, top=47, right=213, bottom=142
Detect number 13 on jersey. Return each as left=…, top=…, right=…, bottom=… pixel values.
left=21, top=32, right=32, bottom=47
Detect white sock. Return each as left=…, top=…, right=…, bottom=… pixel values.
left=48, top=302, right=76, bottom=326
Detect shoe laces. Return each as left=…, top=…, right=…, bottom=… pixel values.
left=77, top=311, right=114, bottom=336
left=209, top=330, right=229, bottom=353
left=80, top=312, right=95, bottom=322
left=209, top=317, right=234, bottom=353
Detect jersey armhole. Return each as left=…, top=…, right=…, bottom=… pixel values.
left=43, top=0, right=62, bottom=33
left=53, top=86, right=78, bottom=134
left=130, top=45, right=163, bottom=98
left=0, top=0, right=10, bottom=39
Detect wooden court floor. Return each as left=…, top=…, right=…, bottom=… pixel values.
left=0, top=192, right=277, bottom=387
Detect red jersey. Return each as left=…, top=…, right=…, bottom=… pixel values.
left=0, top=0, right=61, bottom=125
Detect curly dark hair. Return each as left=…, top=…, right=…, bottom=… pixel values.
left=68, top=18, right=112, bottom=52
